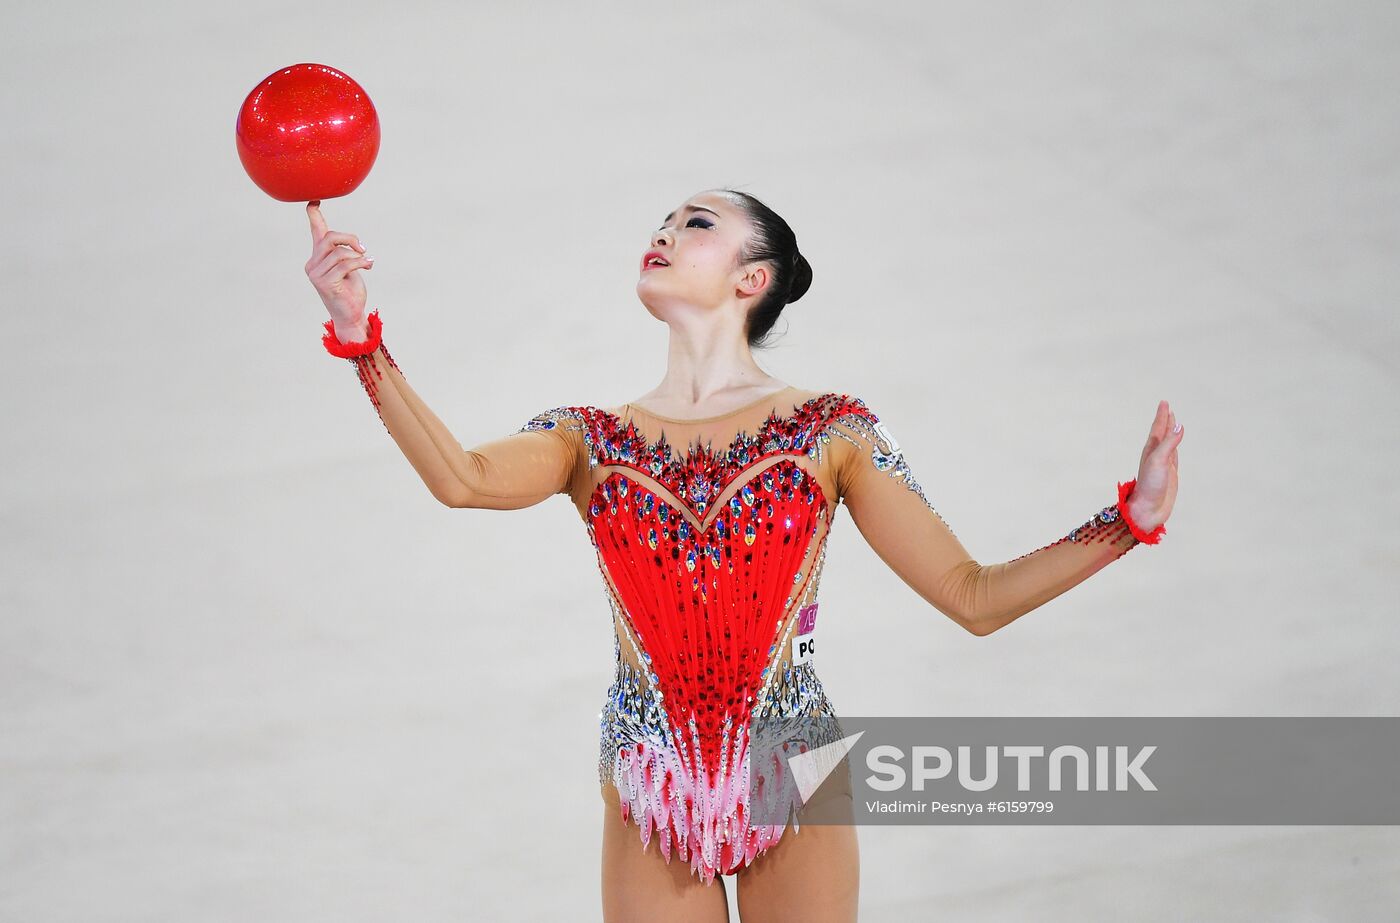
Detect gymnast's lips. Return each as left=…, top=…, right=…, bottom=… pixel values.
left=641, top=251, right=670, bottom=272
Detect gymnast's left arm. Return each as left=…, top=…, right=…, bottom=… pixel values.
left=828, top=398, right=1183, bottom=636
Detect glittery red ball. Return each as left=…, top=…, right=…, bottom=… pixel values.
left=235, top=63, right=380, bottom=202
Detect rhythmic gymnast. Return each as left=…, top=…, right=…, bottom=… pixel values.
left=304, top=188, right=1182, bottom=922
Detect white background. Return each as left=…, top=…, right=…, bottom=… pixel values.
left=3, top=1, right=1397, bottom=919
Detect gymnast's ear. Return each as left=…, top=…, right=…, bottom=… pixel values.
left=736, top=261, right=772, bottom=299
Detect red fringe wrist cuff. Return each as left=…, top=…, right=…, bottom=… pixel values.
left=1117, top=479, right=1166, bottom=545
left=322, top=309, right=383, bottom=358
left=321, top=309, right=403, bottom=436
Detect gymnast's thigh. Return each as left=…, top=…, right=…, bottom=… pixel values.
left=733, top=770, right=860, bottom=923
left=600, top=782, right=731, bottom=923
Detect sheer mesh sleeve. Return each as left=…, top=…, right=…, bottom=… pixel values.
left=830, top=398, right=1140, bottom=635
left=326, top=313, right=585, bottom=510
left=444, top=407, right=585, bottom=510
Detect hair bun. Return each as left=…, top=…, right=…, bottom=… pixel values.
left=786, top=251, right=813, bottom=304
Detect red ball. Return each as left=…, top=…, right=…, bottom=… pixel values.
left=235, top=63, right=381, bottom=203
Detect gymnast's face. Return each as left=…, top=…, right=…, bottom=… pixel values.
left=636, top=190, right=773, bottom=321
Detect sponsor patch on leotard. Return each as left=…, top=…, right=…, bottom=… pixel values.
left=792, top=602, right=818, bottom=664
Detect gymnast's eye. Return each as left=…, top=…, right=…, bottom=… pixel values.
left=656, top=216, right=716, bottom=232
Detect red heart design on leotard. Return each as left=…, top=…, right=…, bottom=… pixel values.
left=588, top=459, right=827, bottom=781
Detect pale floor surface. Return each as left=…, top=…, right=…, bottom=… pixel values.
left=3, top=2, right=1398, bottom=920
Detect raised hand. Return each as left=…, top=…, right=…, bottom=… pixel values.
left=304, top=200, right=374, bottom=329
left=1127, top=400, right=1183, bottom=532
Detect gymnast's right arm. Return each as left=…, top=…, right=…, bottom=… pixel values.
left=304, top=202, right=577, bottom=511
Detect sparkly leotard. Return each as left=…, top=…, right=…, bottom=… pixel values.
left=341, top=353, right=1143, bottom=885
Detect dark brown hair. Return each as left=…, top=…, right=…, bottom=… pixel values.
left=719, top=189, right=813, bottom=349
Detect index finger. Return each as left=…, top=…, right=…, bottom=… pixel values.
left=307, top=200, right=327, bottom=241
left=1151, top=400, right=1170, bottom=438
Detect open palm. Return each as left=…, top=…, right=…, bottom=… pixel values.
left=1128, top=400, right=1183, bottom=532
